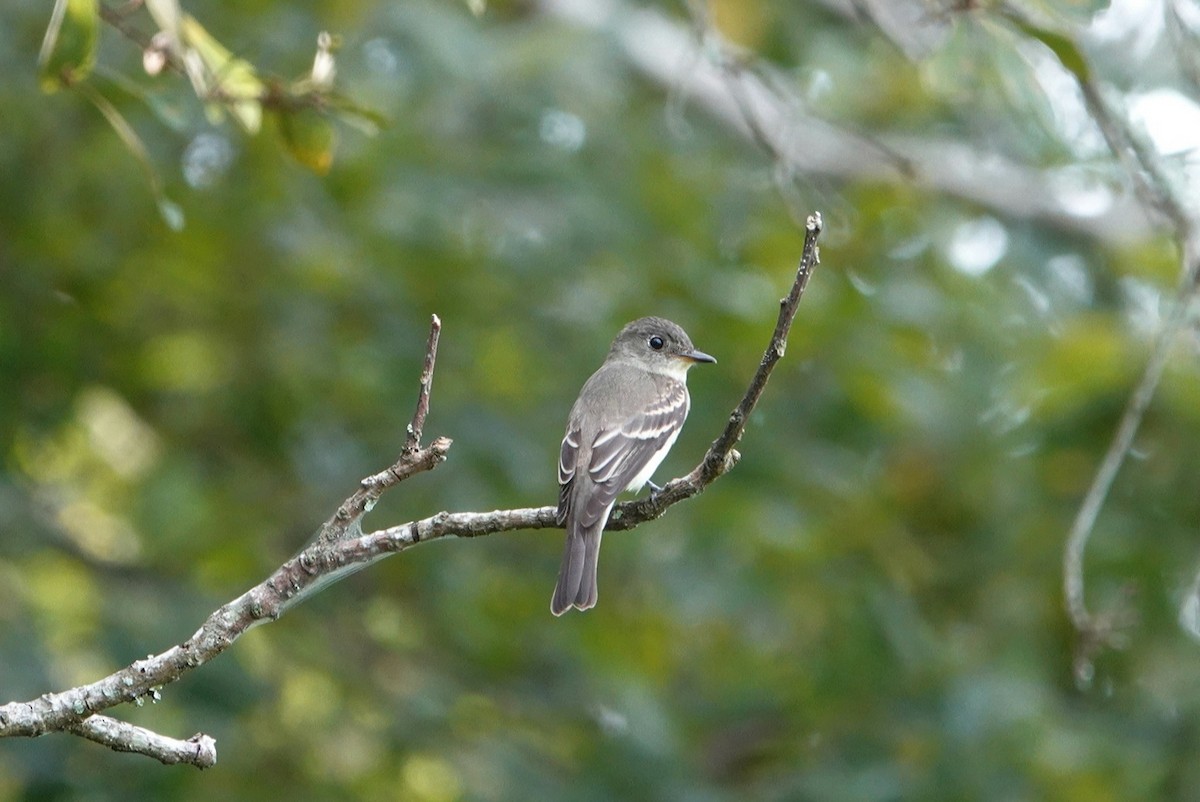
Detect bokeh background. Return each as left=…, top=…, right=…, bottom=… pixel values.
left=5, top=0, right=1200, bottom=799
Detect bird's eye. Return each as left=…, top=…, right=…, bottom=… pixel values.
left=648, top=336, right=664, bottom=351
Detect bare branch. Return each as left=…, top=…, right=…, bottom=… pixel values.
left=70, top=716, right=217, bottom=769
left=403, top=313, right=441, bottom=453
left=1000, top=3, right=1200, bottom=666
left=0, top=227, right=825, bottom=761
left=1062, top=302, right=1189, bottom=633
left=1071, top=53, right=1193, bottom=251
left=0, top=314, right=453, bottom=747
left=327, top=314, right=447, bottom=544
left=1062, top=234, right=1200, bottom=667
left=611, top=212, right=823, bottom=524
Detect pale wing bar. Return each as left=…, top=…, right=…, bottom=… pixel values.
left=556, top=428, right=581, bottom=525
left=574, top=383, right=689, bottom=526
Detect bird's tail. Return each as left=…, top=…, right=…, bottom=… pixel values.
left=551, top=523, right=602, bottom=615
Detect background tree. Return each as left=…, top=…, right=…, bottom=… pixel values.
left=5, top=0, right=1200, bottom=799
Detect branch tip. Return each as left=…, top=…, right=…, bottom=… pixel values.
left=405, top=313, right=443, bottom=452
left=68, top=715, right=217, bottom=768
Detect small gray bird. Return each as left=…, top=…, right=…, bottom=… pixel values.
left=552, top=317, right=716, bottom=615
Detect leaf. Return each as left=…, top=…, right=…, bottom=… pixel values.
left=1003, top=12, right=1091, bottom=82
left=38, top=0, right=99, bottom=93
left=180, top=15, right=263, bottom=133
left=277, top=108, right=336, bottom=175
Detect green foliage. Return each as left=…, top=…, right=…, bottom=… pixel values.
left=177, top=15, right=264, bottom=133
left=1001, top=9, right=1091, bottom=82
left=4, top=0, right=1200, bottom=800
left=276, top=107, right=336, bottom=175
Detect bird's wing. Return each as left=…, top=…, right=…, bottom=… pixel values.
left=556, top=426, right=580, bottom=525
left=570, top=380, right=689, bottom=527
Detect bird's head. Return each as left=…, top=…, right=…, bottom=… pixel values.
left=609, top=316, right=716, bottom=378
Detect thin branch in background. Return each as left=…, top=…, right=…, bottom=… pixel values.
left=989, top=4, right=1200, bottom=665
left=1062, top=232, right=1200, bottom=670
left=539, top=0, right=1155, bottom=244
left=682, top=0, right=912, bottom=228
left=1074, top=77, right=1192, bottom=247
left=0, top=222, right=824, bottom=763
left=1166, top=0, right=1200, bottom=101
left=1062, top=300, right=1181, bottom=672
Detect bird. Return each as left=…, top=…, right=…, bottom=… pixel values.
left=551, top=316, right=716, bottom=615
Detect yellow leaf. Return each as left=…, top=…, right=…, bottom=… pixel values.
left=277, top=108, right=336, bottom=174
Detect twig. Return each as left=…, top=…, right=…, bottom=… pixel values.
left=70, top=716, right=217, bottom=769
left=0, top=313, right=452, bottom=755
left=1062, top=233, right=1199, bottom=669
left=1062, top=300, right=1187, bottom=634
left=612, top=212, right=823, bottom=523
left=403, top=313, right=441, bottom=452
left=1006, top=0, right=1200, bottom=661
left=1074, top=77, right=1192, bottom=248
left=0, top=229, right=824, bottom=760
left=331, top=314, right=446, bottom=542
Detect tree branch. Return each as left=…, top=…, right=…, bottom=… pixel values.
left=333, top=314, right=445, bottom=542
left=993, top=3, right=1200, bottom=674
left=538, top=0, right=1154, bottom=244
left=1062, top=232, right=1199, bottom=680
left=0, top=225, right=823, bottom=763
left=402, top=313, right=441, bottom=452
left=0, top=313, right=453, bottom=756
left=612, top=211, right=823, bottom=523
left=70, top=715, right=217, bottom=769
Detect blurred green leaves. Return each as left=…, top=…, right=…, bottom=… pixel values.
left=178, top=15, right=264, bottom=134
left=1001, top=8, right=1091, bottom=83
left=8, top=0, right=1200, bottom=799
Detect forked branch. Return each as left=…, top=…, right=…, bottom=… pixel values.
left=0, top=222, right=823, bottom=765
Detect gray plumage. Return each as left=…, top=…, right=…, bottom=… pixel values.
left=551, top=317, right=715, bottom=615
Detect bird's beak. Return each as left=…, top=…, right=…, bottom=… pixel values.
left=682, top=348, right=717, bottom=365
